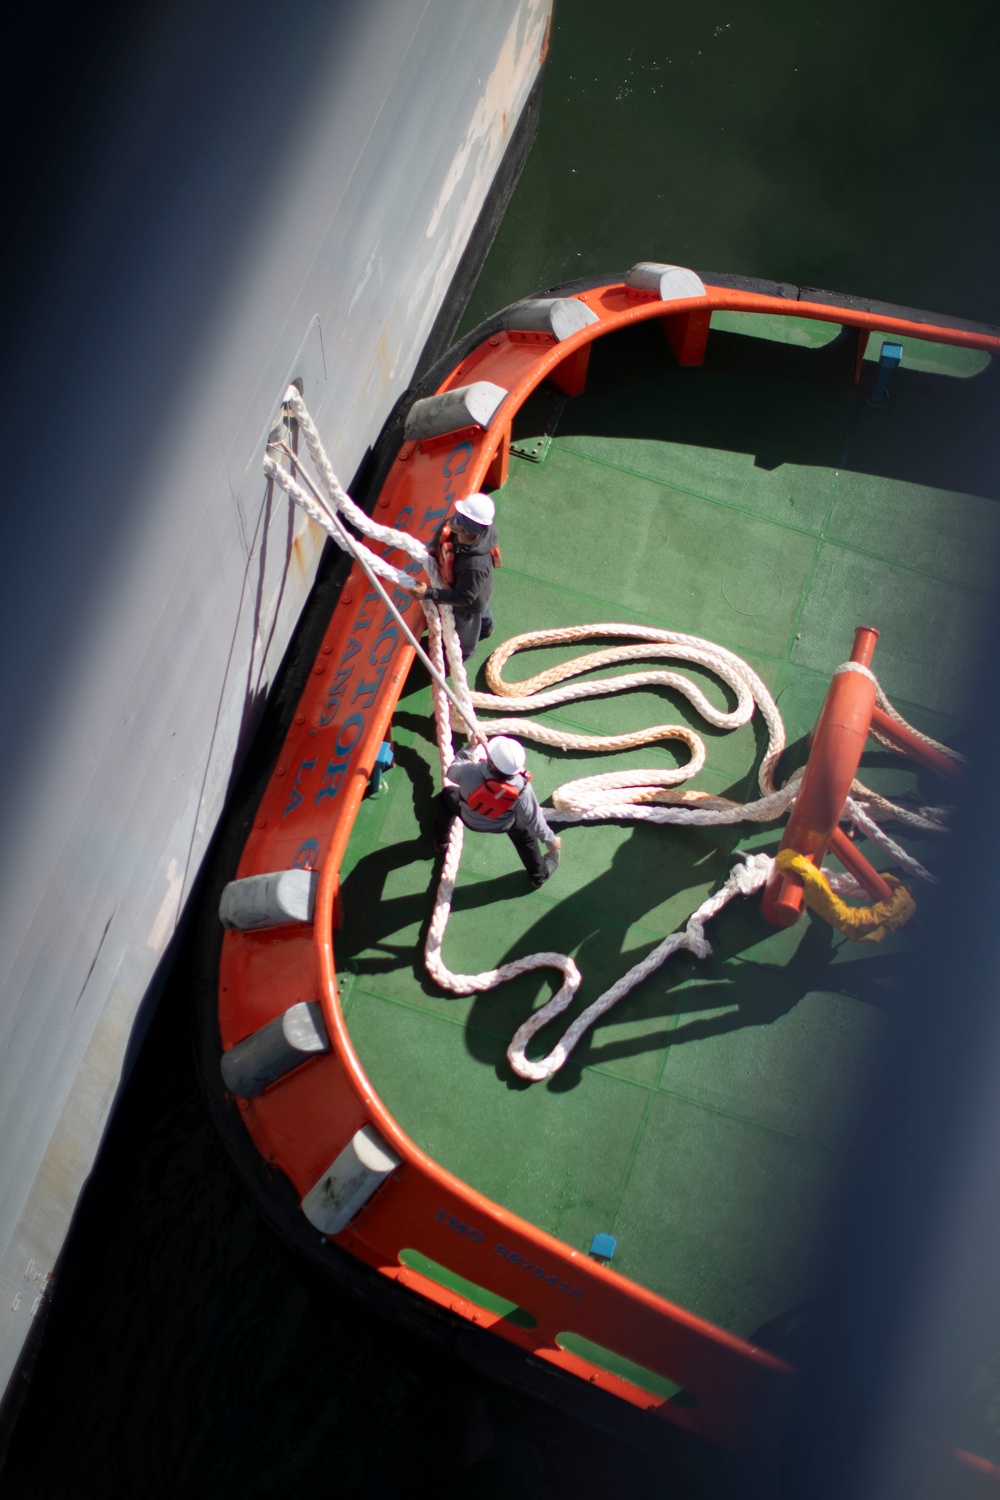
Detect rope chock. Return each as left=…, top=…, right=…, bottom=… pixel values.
left=775, top=849, right=916, bottom=943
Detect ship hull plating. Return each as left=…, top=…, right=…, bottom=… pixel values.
left=0, top=0, right=550, bottom=1401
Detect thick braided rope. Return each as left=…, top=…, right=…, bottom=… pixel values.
left=847, top=784, right=950, bottom=832
left=263, top=455, right=419, bottom=590
left=844, top=797, right=937, bottom=883
left=871, top=682, right=965, bottom=766
left=265, top=394, right=944, bottom=1082
left=428, top=635, right=948, bottom=1080
left=273, top=391, right=489, bottom=741
left=475, top=626, right=787, bottom=798
left=837, top=660, right=963, bottom=798
left=262, top=392, right=479, bottom=773
left=281, top=386, right=430, bottom=564
left=265, top=396, right=478, bottom=746
left=425, top=603, right=480, bottom=775
left=505, top=848, right=881, bottom=1082
left=507, top=852, right=774, bottom=1079
left=424, top=816, right=583, bottom=1006
left=548, top=782, right=797, bottom=825
left=425, top=625, right=797, bottom=1079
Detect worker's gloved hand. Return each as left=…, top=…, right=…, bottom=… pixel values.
left=412, top=582, right=429, bottom=599
left=549, top=835, right=562, bottom=851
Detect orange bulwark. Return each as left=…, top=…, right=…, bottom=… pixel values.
left=216, top=276, right=994, bottom=1453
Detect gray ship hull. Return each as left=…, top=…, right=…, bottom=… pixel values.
left=0, top=0, right=550, bottom=1399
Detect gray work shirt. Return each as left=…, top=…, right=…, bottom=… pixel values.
left=446, top=746, right=557, bottom=845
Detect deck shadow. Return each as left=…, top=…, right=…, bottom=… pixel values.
left=338, top=836, right=533, bottom=981
left=557, top=320, right=1000, bottom=501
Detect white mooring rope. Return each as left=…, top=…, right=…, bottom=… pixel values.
left=266, top=390, right=951, bottom=1082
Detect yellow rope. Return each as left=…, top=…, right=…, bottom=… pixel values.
left=775, top=849, right=916, bottom=943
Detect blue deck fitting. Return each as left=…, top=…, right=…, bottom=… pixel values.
left=368, top=741, right=394, bottom=796
left=589, top=1232, right=617, bottom=1261
left=871, top=340, right=903, bottom=403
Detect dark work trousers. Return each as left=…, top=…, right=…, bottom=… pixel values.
left=453, top=604, right=495, bottom=660
left=434, top=786, right=546, bottom=882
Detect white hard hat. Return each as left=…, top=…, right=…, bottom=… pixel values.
left=486, top=736, right=526, bottom=777
left=454, top=492, right=495, bottom=528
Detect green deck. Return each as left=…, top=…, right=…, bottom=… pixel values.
left=335, top=319, right=999, bottom=1347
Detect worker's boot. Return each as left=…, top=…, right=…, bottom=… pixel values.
left=530, top=847, right=560, bottom=890
left=433, top=811, right=457, bottom=854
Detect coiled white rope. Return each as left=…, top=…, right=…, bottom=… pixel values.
left=266, top=390, right=950, bottom=1083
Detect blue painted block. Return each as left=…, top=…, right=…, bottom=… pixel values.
left=871, top=340, right=904, bottom=403
left=590, top=1232, right=617, bottom=1260
left=368, top=741, right=395, bottom=795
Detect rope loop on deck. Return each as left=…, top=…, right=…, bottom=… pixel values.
left=428, top=621, right=941, bottom=1079
left=265, top=389, right=948, bottom=1083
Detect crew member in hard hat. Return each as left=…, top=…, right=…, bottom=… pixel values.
left=434, top=735, right=562, bottom=890
left=412, top=492, right=499, bottom=660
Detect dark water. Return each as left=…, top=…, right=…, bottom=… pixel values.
left=465, top=0, right=1000, bottom=328
left=5, top=3, right=1000, bottom=1496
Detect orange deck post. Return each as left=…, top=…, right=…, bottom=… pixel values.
left=485, top=423, right=511, bottom=489
left=827, top=826, right=894, bottom=904
left=662, top=307, right=712, bottom=366
left=761, top=627, right=880, bottom=928
left=549, top=342, right=592, bottom=396
left=869, top=704, right=961, bottom=781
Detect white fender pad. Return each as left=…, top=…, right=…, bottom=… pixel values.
left=301, top=1125, right=402, bottom=1236
left=502, top=297, right=599, bottom=341
left=219, top=868, right=318, bottom=930
left=220, top=1001, right=330, bottom=1098
left=625, top=263, right=706, bottom=301
left=403, top=381, right=508, bottom=442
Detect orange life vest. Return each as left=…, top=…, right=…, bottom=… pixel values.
left=464, top=769, right=530, bottom=820
left=435, top=523, right=501, bottom=587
